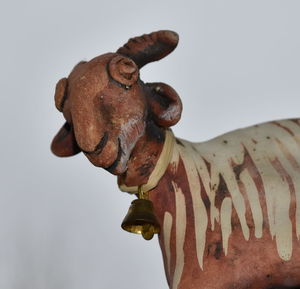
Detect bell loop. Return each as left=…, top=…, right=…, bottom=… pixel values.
left=137, top=186, right=149, bottom=200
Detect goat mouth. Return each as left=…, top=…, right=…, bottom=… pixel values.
left=104, top=138, right=124, bottom=174
left=82, top=132, right=109, bottom=155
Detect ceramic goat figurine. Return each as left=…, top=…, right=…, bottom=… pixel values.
left=51, top=30, right=300, bottom=289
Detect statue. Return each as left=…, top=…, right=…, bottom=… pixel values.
left=51, top=30, right=300, bottom=289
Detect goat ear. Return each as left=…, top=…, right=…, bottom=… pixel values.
left=54, top=78, right=68, bottom=112
left=51, top=122, right=81, bottom=157
left=108, top=55, right=139, bottom=86
left=146, top=82, right=182, bottom=127
left=117, top=30, right=179, bottom=68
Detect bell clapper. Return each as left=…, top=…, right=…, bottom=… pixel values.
left=142, top=224, right=154, bottom=240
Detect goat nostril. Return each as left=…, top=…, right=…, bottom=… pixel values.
left=94, top=132, right=109, bottom=154
left=82, top=132, right=109, bottom=155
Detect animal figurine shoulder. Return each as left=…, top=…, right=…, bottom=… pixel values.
left=51, top=30, right=300, bottom=289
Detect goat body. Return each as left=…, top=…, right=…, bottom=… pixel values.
left=149, top=119, right=300, bottom=289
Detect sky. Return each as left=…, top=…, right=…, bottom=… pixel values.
left=1, top=1, right=300, bottom=288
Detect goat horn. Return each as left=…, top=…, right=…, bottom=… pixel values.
left=117, top=30, right=179, bottom=68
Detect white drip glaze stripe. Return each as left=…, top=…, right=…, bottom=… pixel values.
left=163, top=212, right=173, bottom=278
left=172, top=182, right=186, bottom=289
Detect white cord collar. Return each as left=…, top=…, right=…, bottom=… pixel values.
left=118, top=130, right=175, bottom=194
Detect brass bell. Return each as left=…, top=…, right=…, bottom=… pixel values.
left=121, top=199, right=160, bottom=240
